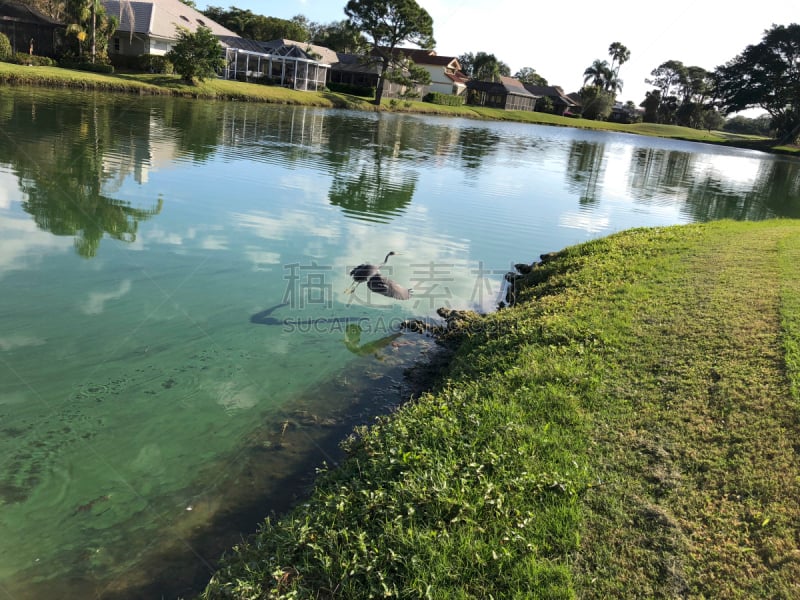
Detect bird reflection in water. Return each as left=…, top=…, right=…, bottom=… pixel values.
left=343, top=324, right=401, bottom=358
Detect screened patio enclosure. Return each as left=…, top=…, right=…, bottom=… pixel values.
left=223, top=47, right=330, bottom=91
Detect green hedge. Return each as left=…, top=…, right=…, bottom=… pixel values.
left=0, top=33, right=11, bottom=61
left=327, top=81, right=375, bottom=98
left=5, top=52, right=57, bottom=66
left=59, top=58, right=115, bottom=74
left=423, top=91, right=465, bottom=106
left=110, top=53, right=173, bottom=74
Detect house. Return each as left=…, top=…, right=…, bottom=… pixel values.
left=102, top=0, right=237, bottom=57
left=466, top=76, right=538, bottom=111
left=415, top=52, right=468, bottom=96
left=382, top=48, right=468, bottom=96
left=608, top=102, right=643, bottom=124
left=220, top=38, right=331, bottom=91
left=0, top=0, right=65, bottom=56
left=329, top=51, right=411, bottom=98
left=329, top=52, right=381, bottom=90
left=523, top=85, right=581, bottom=115
left=329, top=47, right=469, bottom=98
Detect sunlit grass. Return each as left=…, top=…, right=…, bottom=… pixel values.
left=204, top=220, right=800, bottom=598
left=0, top=61, right=165, bottom=93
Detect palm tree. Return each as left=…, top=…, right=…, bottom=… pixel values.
left=608, top=42, right=630, bottom=76
left=583, top=59, right=612, bottom=89
left=65, top=0, right=120, bottom=62
left=604, top=72, right=623, bottom=94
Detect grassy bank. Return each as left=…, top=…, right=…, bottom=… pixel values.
left=2, top=62, right=796, bottom=152
left=203, top=220, right=800, bottom=599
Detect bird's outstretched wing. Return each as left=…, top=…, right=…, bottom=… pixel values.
left=367, top=274, right=412, bottom=300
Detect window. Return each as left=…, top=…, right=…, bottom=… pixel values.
left=113, top=37, right=120, bottom=53
left=197, top=18, right=205, bottom=26
left=180, top=15, right=189, bottom=22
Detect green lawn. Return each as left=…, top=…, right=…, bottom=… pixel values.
left=203, top=220, right=800, bottom=599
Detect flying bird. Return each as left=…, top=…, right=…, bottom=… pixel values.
left=345, top=251, right=411, bottom=300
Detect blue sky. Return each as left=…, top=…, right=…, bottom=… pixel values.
left=196, top=0, right=798, bottom=110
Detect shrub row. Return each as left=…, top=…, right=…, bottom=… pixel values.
left=327, top=81, right=375, bottom=98
left=0, top=33, right=11, bottom=60
left=1, top=35, right=56, bottom=66
left=58, top=58, right=115, bottom=74
left=110, top=53, right=174, bottom=74
left=2, top=52, right=58, bottom=67
left=423, top=91, right=465, bottom=106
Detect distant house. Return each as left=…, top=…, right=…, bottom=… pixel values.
left=608, top=103, right=643, bottom=124
left=523, top=85, right=580, bottom=115
left=329, top=52, right=385, bottom=92
left=329, top=50, right=414, bottom=98
left=0, top=0, right=65, bottom=56
left=329, top=47, right=469, bottom=98
left=102, top=0, right=237, bottom=57
left=466, top=76, right=539, bottom=111
left=381, top=48, right=468, bottom=96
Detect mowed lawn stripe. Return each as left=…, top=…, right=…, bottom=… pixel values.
left=578, top=221, right=800, bottom=599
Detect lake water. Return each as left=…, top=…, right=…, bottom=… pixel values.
left=1, top=87, right=799, bottom=598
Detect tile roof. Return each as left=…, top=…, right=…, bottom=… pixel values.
left=261, top=39, right=339, bottom=65
left=102, top=0, right=237, bottom=39
left=373, top=46, right=459, bottom=68
left=333, top=52, right=380, bottom=74
left=446, top=70, right=469, bottom=85
left=217, top=36, right=266, bottom=53
left=467, top=77, right=538, bottom=98
left=523, top=84, right=578, bottom=106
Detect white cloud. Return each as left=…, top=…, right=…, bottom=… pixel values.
left=0, top=335, right=46, bottom=352
left=200, top=235, right=229, bottom=250
left=0, top=170, right=18, bottom=209
left=0, top=216, right=73, bottom=278
left=232, top=209, right=340, bottom=240
left=82, top=279, right=133, bottom=315
left=559, top=211, right=610, bottom=234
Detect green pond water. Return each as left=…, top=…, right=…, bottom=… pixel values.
left=1, top=87, right=799, bottom=598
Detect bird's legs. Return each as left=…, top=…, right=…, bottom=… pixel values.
left=344, top=280, right=362, bottom=295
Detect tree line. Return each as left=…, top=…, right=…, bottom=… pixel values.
left=203, top=1, right=799, bottom=142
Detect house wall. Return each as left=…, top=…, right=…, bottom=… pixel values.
left=146, top=37, right=172, bottom=56
left=419, top=64, right=459, bottom=95
left=330, top=69, right=377, bottom=89
left=467, top=89, right=505, bottom=109
left=111, top=34, right=147, bottom=56
left=110, top=34, right=172, bottom=56
left=504, top=94, right=536, bottom=111
left=427, top=80, right=454, bottom=95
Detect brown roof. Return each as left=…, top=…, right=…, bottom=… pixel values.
left=446, top=70, right=469, bottom=85
left=523, top=84, right=578, bottom=106
left=0, top=0, right=62, bottom=25
left=467, top=77, right=538, bottom=98
left=373, top=46, right=459, bottom=67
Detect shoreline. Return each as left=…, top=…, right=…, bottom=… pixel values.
left=203, top=220, right=800, bottom=598
left=1, top=63, right=797, bottom=155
